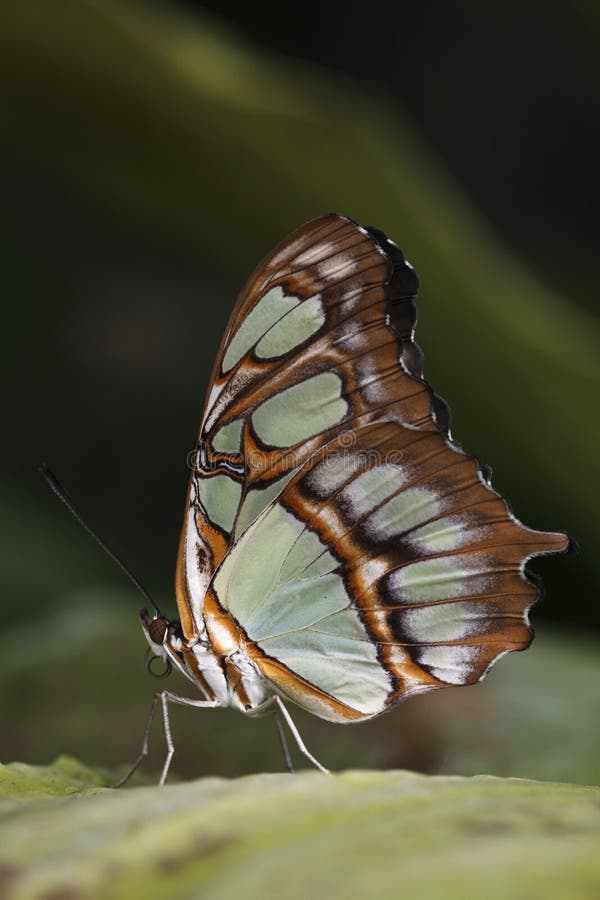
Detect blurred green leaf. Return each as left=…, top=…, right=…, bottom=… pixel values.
left=0, top=756, right=105, bottom=808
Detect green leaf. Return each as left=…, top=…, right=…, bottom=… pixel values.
left=0, top=756, right=107, bottom=806
left=1, top=762, right=599, bottom=899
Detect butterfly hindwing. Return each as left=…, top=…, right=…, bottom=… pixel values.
left=200, top=420, right=567, bottom=721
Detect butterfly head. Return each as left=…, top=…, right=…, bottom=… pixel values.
left=140, top=607, right=172, bottom=659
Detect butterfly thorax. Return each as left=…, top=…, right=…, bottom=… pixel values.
left=140, top=607, right=270, bottom=712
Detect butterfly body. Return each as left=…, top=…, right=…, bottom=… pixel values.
left=139, top=213, right=568, bottom=745
left=142, top=607, right=272, bottom=714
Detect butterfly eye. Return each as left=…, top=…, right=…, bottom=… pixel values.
left=147, top=616, right=169, bottom=646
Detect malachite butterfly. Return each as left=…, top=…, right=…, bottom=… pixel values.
left=120, top=214, right=570, bottom=781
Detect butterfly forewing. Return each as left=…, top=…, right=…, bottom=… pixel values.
left=177, top=214, right=431, bottom=638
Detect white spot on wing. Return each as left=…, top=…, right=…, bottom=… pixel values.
left=402, top=601, right=483, bottom=643
left=334, top=322, right=366, bottom=353
left=317, top=254, right=358, bottom=280
left=417, top=644, right=480, bottom=685
left=307, top=452, right=364, bottom=498
left=268, top=235, right=309, bottom=267
left=356, top=356, right=386, bottom=403
left=367, top=487, right=444, bottom=540
left=387, top=554, right=493, bottom=603
left=357, top=557, right=389, bottom=586
left=408, top=516, right=485, bottom=554
left=340, top=463, right=409, bottom=521
left=294, top=241, right=336, bottom=267
left=203, top=382, right=225, bottom=422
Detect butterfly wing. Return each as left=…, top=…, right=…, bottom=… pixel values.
left=176, top=214, right=433, bottom=639
left=202, top=421, right=568, bottom=721
left=176, top=211, right=568, bottom=715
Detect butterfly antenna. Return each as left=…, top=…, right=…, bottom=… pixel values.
left=38, top=464, right=163, bottom=616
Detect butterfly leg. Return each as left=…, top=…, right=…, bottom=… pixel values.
left=274, top=708, right=294, bottom=773
left=157, top=691, right=220, bottom=786
left=247, top=696, right=329, bottom=774
left=112, top=691, right=219, bottom=788
left=111, top=693, right=160, bottom=788
left=274, top=697, right=330, bottom=775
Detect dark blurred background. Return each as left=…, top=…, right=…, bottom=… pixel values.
left=1, top=1, right=598, bottom=785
